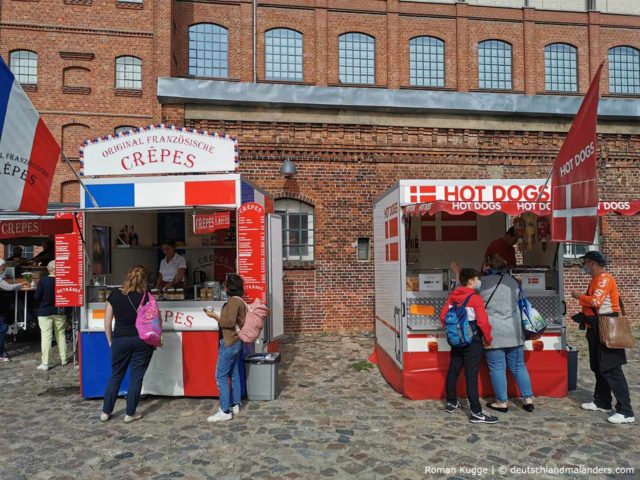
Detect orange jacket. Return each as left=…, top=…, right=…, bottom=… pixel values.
left=579, top=272, right=621, bottom=317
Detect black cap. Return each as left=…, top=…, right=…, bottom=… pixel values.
left=581, top=251, right=607, bottom=266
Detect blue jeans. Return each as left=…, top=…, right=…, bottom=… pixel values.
left=102, top=336, right=154, bottom=416
left=0, top=320, right=8, bottom=357
left=485, top=346, right=534, bottom=402
left=216, top=339, right=243, bottom=413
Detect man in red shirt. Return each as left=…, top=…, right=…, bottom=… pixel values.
left=484, top=227, right=518, bottom=268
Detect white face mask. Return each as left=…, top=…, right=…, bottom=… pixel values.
left=474, top=280, right=482, bottom=291
left=582, top=264, right=591, bottom=275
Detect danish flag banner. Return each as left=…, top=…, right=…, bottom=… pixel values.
left=0, top=57, right=60, bottom=215
left=550, top=63, right=603, bottom=243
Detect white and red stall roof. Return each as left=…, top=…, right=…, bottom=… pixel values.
left=398, top=179, right=640, bottom=217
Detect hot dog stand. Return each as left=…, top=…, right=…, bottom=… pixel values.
left=373, top=178, right=640, bottom=400
left=77, top=125, right=284, bottom=398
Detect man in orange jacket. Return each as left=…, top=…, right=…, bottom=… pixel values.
left=570, top=251, right=634, bottom=425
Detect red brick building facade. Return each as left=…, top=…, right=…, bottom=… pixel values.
left=2, top=1, right=639, bottom=332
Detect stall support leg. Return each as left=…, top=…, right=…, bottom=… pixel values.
left=23, top=291, right=28, bottom=331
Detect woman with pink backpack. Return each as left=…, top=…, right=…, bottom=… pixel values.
left=101, top=265, right=155, bottom=424
left=205, top=273, right=248, bottom=423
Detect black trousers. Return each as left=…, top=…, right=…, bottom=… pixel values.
left=586, top=328, right=634, bottom=417
left=446, top=335, right=482, bottom=414
left=102, top=336, right=154, bottom=416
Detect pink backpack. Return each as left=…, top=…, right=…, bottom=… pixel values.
left=131, top=292, right=162, bottom=347
left=234, top=297, right=270, bottom=343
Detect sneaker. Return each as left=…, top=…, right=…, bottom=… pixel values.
left=581, top=402, right=610, bottom=412
left=207, top=409, right=233, bottom=423
left=0, top=357, right=9, bottom=363
left=444, top=402, right=461, bottom=414
left=231, top=404, right=241, bottom=415
left=100, top=412, right=110, bottom=422
left=607, top=413, right=635, bottom=424
left=469, top=411, right=499, bottom=424
left=61, top=359, right=70, bottom=366
left=124, top=414, right=143, bottom=424
left=37, top=364, right=53, bottom=371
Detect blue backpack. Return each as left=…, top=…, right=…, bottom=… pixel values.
left=444, top=294, right=477, bottom=348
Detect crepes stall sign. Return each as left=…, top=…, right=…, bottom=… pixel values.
left=80, top=124, right=239, bottom=176
left=193, top=211, right=231, bottom=235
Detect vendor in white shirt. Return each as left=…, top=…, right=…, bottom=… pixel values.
left=155, top=241, right=187, bottom=291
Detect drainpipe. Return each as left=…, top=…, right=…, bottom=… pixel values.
left=253, top=0, right=257, bottom=83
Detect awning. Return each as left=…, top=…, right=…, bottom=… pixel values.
left=0, top=216, right=75, bottom=241
left=404, top=201, right=640, bottom=217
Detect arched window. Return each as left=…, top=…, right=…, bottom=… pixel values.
left=338, top=33, right=375, bottom=85
left=409, top=36, right=444, bottom=87
left=9, top=50, right=38, bottom=85
left=115, top=56, right=142, bottom=90
left=275, top=198, right=315, bottom=261
left=608, top=46, right=640, bottom=94
left=188, top=23, right=228, bottom=78
left=114, top=125, right=135, bottom=135
left=265, top=28, right=303, bottom=81
left=478, top=40, right=512, bottom=90
left=545, top=43, right=578, bottom=92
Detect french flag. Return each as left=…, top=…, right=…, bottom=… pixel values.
left=0, top=57, right=60, bottom=215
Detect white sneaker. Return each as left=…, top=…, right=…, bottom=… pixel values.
left=0, top=357, right=9, bottom=363
left=231, top=404, right=241, bottom=415
left=607, top=413, right=635, bottom=424
left=207, top=409, right=232, bottom=423
left=37, top=364, right=53, bottom=371
left=581, top=402, right=610, bottom=412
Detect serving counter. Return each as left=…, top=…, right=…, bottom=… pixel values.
left=80, top=299, right=229, bottom=398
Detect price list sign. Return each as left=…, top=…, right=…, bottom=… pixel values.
left=237, top=202, right=266, bottom=302
left=55, top=212, right=84, bottom=306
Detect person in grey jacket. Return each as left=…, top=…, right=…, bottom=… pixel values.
left=478, top=255, right=535, bottom=413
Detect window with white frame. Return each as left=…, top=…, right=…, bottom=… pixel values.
left=9, top=50, right=38, bottom=85
left=545, top=43, right=578, bottom=92
left=478, top=40, right=512, bottom=90
left=409, top=36, right=445, bottom=87
left=338, top=33, right=375, bottom=85
left=6, top=245, right=34, bottom=259
left=564, top=222, right=600, bottom=258
left=115, top=56, right=142, bottom=90
left=188, top=23, right=228, bottom=78
left=265, top=28, right=303, bottom=82
left=608, top=46, right=640, bottom=94
left=275, top=198, right=315, bottom=261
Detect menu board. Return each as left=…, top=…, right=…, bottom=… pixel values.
left=237, top=202, right=266, bottom=302
left=55, top=212, right=84, bottom=307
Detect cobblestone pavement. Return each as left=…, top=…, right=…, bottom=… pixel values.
left=0, top=330, right=638, bottom=480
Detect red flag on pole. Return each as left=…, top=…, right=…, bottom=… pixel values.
left=550, top=63, right=603, bottom=243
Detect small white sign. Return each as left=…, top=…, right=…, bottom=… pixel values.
left=81, top=125, right=238, bottom=176
left=419, top=273, right=443, bottom=292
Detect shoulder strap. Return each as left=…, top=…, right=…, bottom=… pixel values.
left=461, top=293, right=475, bottom=308
left=484, top=274, right=504, bottom=308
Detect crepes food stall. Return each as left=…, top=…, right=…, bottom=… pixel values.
left=77, top=125, right=284, bottom=398
left=373, top=178, right=640, bottom=400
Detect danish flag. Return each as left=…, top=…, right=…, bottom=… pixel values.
left=409, top=185, right=436, bottom=204
left=551, top=63, right=602, bottom=243
left=421, top=212, right=477, bottom=242
left=385, top=216, right=399, bottom=261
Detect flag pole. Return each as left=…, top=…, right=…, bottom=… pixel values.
left=534, top=168, right=553, bottom=203
left=61, top=152, right=98, bottom=208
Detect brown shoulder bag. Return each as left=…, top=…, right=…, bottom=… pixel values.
left=598, top=300, right=635, bottom=349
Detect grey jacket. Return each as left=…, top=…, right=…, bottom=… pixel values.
left=478, top=274, right=524, bottom=349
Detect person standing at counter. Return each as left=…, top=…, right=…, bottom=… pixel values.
left=155, top=241, right=187, bottom=291
left=571, top=251, right=634, bottom=425
left=31, top=238, right=55, bottom=267
left=479, top=255, right=535, bottom=413
left=101, top=265, right=155, bottom=424
left=205, top=273, right=247, bottom=423
left=483, top=227, right=518, bottom=269
left=0, top=259, right=29, bottom=362
left=34, top=261, right=68, bottom=371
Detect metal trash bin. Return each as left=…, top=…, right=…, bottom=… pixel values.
left=245, top=352, right=281, bottom=401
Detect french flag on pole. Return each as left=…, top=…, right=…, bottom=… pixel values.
left=0, top=57, right=60, bottom=215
